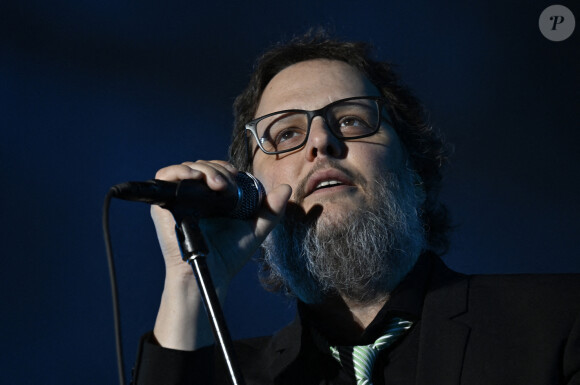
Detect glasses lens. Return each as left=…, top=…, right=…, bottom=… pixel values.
left=255, top=112, right=309, bottom=153
left=327, top=98, right=380, bottom=138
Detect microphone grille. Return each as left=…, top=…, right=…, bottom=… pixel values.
left=232, top=172, right=266, bottom=219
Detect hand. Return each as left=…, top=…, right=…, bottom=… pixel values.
left=151, top=160, right=292, bottom=287
left=151, top=160, right=291, bottom=350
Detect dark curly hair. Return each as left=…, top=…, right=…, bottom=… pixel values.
left=228, top=31, right=451, bottom=254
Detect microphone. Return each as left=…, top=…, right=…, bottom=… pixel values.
left=110, top=172, right=265, bottom=219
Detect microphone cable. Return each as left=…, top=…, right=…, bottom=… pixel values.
left=103, top=189, right=126, bottom=385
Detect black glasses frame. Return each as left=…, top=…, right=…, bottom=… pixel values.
left=245, top=96, right=391, bottom=155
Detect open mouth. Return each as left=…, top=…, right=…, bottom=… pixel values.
left=302, top=167, right=355, bottom=200
left=314, top=180, right=345, bottom=191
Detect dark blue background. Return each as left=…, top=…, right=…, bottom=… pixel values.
left=1, top=1, right=578, bottom=383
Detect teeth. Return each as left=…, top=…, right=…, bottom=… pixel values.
left=315, top=180, right=343, bottom=189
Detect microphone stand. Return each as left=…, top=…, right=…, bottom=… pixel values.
left=175, top=216, right=245, bottom=385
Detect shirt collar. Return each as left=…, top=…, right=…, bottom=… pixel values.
left=360, top=251, right=433, bottom=342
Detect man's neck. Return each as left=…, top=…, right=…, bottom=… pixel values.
left=306, top=293, right=390, bottom=345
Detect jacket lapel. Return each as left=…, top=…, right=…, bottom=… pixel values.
left=267, top=313, right=304, bottom=380
left=416, top=258, right=470, bottom=385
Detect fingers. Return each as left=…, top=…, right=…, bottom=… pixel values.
left=254, top=184, right=292, bottom=240
left=265, top=184, right=293, bottom=217
left=155, top=160, right=239, bottom=192
left=151, top=160, right=238, bottom=236
left=151, top=159, right=292, bottom=237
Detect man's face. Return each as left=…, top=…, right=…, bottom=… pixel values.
left=251, top=59, right=426, bottom=303
left=251, top=59, right=407, bottom=222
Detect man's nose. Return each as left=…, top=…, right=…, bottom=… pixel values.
left=304, top=116, right=346, bottom=161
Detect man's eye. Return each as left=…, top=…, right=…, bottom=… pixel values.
left=276, top=128, right=303, bottom=144
left=339, top=117, right=369, bottom=128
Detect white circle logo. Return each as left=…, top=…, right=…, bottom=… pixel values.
left=539, top=5, right=575, bottom=41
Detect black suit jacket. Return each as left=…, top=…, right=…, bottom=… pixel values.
left=132, top=256, right=580, bottom=384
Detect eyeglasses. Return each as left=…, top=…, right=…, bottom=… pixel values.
left=245, top=96, right=391, bottom=155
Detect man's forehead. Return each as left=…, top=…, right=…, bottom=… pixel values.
left=255, top=59, right=380, bottom=117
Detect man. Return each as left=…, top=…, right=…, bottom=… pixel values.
left=131, top=33, right=580, bottom=384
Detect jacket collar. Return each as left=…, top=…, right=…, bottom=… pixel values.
left=266, top=254, right=472, bottom=384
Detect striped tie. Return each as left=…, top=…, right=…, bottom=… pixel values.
left=328, top=318, right=413, bottom=385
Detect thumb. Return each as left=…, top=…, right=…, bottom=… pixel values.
left=254, top=184, right=292, bottom=239
left=265, top=184, right=292, bottom=217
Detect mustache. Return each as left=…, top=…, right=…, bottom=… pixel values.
left=293, top=159, right=366, bottom=205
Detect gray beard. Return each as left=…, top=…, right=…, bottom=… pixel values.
left=259, top=168, right=426, bottom=305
